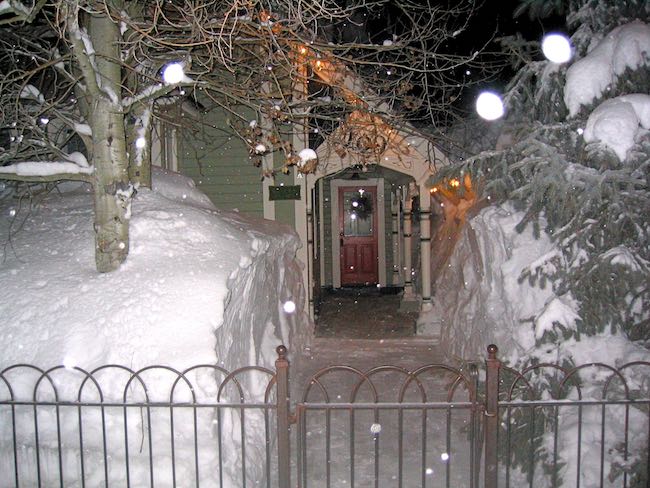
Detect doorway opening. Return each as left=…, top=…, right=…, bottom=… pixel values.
left=311, top=166, right=418, bottom=338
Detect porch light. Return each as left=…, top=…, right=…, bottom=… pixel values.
left=430, top=187, right=438, bottom=193
left=449, top=178, right=460, bottom=188
left=299, top=46, right=308, bottom=55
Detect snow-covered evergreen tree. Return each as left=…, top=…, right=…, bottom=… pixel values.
left=431, top=1, right=649, bottom=485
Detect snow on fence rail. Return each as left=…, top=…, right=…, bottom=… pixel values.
left=0, top=345, right=648, bottom=488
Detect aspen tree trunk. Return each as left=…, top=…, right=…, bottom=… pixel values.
left=88, top=8, right=131, bottom=272
left=66, top=0, right=131, bottom=272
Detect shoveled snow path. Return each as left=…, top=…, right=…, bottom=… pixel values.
left=291, top=339, right=477, bottom=488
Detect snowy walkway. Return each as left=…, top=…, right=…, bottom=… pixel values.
left=290, top=339, right=477, bottom=488
left=314, top=288, right=418, bottom=339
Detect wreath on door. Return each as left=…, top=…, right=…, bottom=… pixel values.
left=350, top=193, right=372, bottom=220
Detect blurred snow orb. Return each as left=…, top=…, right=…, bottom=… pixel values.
left=135, top=137, right=146, bottom=149
left=162, top=62, right=185, bottom=84
left=283, top=300, right=296, bottom=313
left=542, top=33, right=572, bottom=63
left=370, top=423, right=382, bottom=434
left=63, top=356, right=76, bottom=370
left=441, top=452, right=450, bottom=462
left=476, top=91, right=504, bottom=120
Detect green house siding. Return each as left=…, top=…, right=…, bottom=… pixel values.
left=178, top=107, right=263, bottom=217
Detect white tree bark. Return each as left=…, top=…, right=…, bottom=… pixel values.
left=66, top=1, right=131, bottom=272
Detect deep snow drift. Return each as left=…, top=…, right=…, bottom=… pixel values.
left=0, top=168, right=311, bottom=369
left=425, top=204, right=649, bottom=367
left=0, top=168, right=312, bottom=486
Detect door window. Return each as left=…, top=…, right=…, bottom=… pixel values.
left=343, top=189, right=373, bottom=237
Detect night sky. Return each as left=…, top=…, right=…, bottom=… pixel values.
left=452, top=0, right=567, bottom=111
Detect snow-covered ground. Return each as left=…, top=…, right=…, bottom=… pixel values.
left=0, top=168, right=312, bottom=486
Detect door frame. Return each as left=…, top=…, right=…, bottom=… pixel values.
left=330, top=178, right=386, bottom=288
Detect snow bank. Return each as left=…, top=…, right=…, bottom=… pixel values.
left=0, top=167, right=312, bottom=486
left=426, top=203, right=649, bottom=367
left=426, top=203, right=649, bottom=485
left=421, top=204, right=555, bottom=363
left=583, top=93, right=650, bottom=160
left=564, top=21, right=650, bottom=116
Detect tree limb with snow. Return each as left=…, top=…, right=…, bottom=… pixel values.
left=0, top=0, right=500, bottom=272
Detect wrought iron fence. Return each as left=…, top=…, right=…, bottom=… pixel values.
left=0, top=360, right=283, bottom=488
left=0, top=344, right=648, bottom=488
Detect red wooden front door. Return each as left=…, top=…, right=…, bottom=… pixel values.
left=339, top=185, right=378, bottom=285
